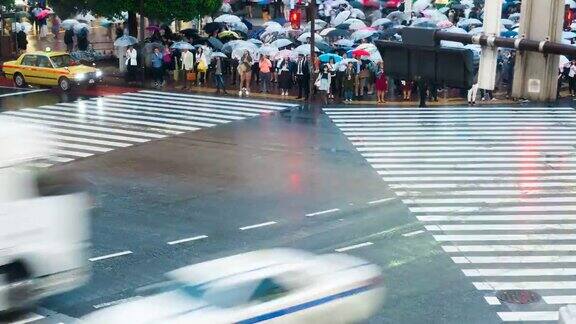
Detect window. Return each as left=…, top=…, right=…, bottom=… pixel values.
left=51, top=55, right=73, bottom=68
left=37, top=56, right=53, bottom=68
left=21, top=55, right=37, bottom=66
left=249, top=278, right=289, bottom=303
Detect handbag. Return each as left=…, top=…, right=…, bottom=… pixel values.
left=197, top=60, right=208, bottom=72
left=314, top=78, right=321, bottom=88
left=186, top=71, right=197, bottom=81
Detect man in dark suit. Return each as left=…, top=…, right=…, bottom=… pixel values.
left=294, top=53, right=310, bottom=100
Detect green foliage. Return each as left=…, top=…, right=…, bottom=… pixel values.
left=51, top=0, right=223, bottom=21
left=0, top=0, right=16, bottom=10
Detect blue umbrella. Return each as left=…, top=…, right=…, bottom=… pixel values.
left=500, top=30, right=518, bottom=38
left=114, top=35, right=138, bottom=47
left=171, top=41, right=195, bottom=50
left=273, top=17, right=287, bottom=26
left=319, top=53, right=342, bottom=63
left=241, top=18, right=253, bottom=30
left=249, top=28, right=265, bottom=39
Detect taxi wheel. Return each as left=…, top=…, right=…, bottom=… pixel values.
left=58, top=77, right=71, bottom=92
left=13, top=73, right=26, bottom=88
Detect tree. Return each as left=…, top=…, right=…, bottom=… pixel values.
left=0, top=0, right=15, bottom=10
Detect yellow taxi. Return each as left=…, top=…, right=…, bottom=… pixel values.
left=2, top=49, right=103, bottom=91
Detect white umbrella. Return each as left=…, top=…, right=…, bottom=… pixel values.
left=229, top=21, right=248, bottom=34
left=469, top=26, right=484, bottom=35
left=220, top=3, right=232, bottom=13
left=563, top=31, right=576, bottom=39
left=294, top=44, right=320, bottom=56
left=274, top=49, right=295, bottom=60
left=441, top=40, right=464, bottom=48
left=351, top=29, right=377, bottom=41
left=413, top=0, right=432, bottom=13
left=509, top=13, right=521, bottom=22
left=297, top=32, right=323, bottom=43
left=232, top=47, right=257, bottom=60
left=344, top=19, right=367, bottom=30
left=61, top=19, right=79, bottom=30
left=444, top=26, right=468, bottom=34
left=73, top=23, right=90, bottom=34
left=211, top=52, right=228, bottom=59
left=263, top=21, right=283, bottom=28
left=356, top=43, right=378, bottom=52
left=271, top=38, right=292, bottom=48
left=351, top=8, right=366, bottom=20
left=171, top=41, right=194, bottom=50
left=334, top=39, right=354, bottom=47
left=319, top=27, right=336, bottom=36
left=248, top=39, right=264, bottom=46
left=114, top=35, right=138, bottom=47
left=259, top=45, right=279, bottom=57
left=501, top=19, right=514, bottom=28
left=75, top=12, right=95, bottom=22
left=215, top=14, right=241, bottom=23
left=305, top=19, right=328, bottom=29
left=567, top=0, right=576, bottom=9
left=559, top=55, right=570, bottom=69
left=333, top=11, right=351, bottom=26
left=371, top=18, right=393, bottom=28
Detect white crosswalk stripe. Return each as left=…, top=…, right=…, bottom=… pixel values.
left=2, top=90, right=296, bottom=167
left=324, top=105, right=576, bottom=322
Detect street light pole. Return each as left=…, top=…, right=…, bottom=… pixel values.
left=139, top=0, right=145, bottom=86
left=308, top=0, right=316, bottom=102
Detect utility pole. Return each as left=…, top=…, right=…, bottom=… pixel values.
left=477, top=0, right=502, bottom=91
left=308, top=0, right=316, bottom=102
left=139, top=0, right=145, bottom=86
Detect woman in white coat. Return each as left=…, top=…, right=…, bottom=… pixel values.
left=315, top=64, right=332, bottom=105
left=125, top=45, right=138, bottom=83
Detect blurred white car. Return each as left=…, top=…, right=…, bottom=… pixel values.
left=83, top=249, right=384, bottom=324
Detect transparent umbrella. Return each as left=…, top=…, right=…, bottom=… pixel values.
left=259, top=45, right=279, bottom=57
left=114, top=35, right=138, bottom=47
left=294, top=44, right=320, bottom=56
left=333, top=11, right=351, bottom=26
left=61, top=19, right=78, bottom=30
left=171, top=41, right=195, bottom=50
left=73, top=23, right=90, bottom=34
left=351, top=29, right=377, bottom=41
left=297, top=32, right=323, bottom=43
left=214, top=14, right=241, bottom=24
left=371, top=18, right=393, bottom=28
left=271, top=38, right=292, bottom=48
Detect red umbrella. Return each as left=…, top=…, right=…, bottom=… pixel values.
left=351, top=49, right=370, bottom=57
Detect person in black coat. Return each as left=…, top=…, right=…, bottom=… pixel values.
left=294, top=53, right=310, bottom=100
left=16, top=28, right=28, bottom=53
left=64, top=29, right=74, bottom=52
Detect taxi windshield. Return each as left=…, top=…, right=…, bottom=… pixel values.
left=50, top=54, right=73, bottom=68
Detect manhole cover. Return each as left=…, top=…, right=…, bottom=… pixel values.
left=496, top=290, right=541, bottom=304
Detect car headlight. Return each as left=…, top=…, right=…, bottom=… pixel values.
left=95, top=70, right=103, bottom=78
left=75, top=73, right=86, bottom=81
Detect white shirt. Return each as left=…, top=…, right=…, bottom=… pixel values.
left=569, top=64, right=576, bottom=78
left=181, top=51, right=195, bottom=70
left=125, top=49, right=137, bottom=66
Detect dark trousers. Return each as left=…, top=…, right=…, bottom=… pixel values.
left=418, top=81, right=428, bottom=107
left=152, top=67, right=163, bottom=84
left=569, top=76, right=576, bottom=95
left=215, top=74, right=226, bottom=91
left=126, top=65, right=137, bottom=82
left=297, top=75, right=309, bottom=98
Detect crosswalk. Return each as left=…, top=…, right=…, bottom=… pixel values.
left=324, top=105, right=576, bottom=322
left=2, top=90, right=297, bottom=168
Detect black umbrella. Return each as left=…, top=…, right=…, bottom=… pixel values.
left=241, top=18, right=253, bottom=30
left=315, top=41, right=332, bottom=53
left=204, top=22, right=222, bottom=34
left=180, top=28, right=198, bottom=38
left=208, top=36, right=224, bottom=50
left=327, top=29, right=349, bottom=38
left=335, top=23, right=350, bottom=30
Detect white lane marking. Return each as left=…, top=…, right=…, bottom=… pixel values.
left=93, top=296, right=142, bottom=309
left=305, top=208, right=340, bottom=217
left=442, top=245, right=576, bottom=253
left=350, top=139, right=576, bottom=145
left=124, top=93, right=282, bottom=112
left=484, top=296, right=501, bottom=305
left=409, top=196, right=576, bottom=205
left=89, top=250, right=133, bottom=262
left=391, top=182, right=576, bottom=189
left=426, top=224, right=576, bottom=231
left=167, top=235, right=208, bottom=245
left=337, top=124, right=576, bottom=130
left=323, top=106, right=575, bottom=111
left=139, top=90, right=297, bottom=108
left=542, top=295, right=576, bottom=304
left=379, top=169, right=576, bottom=176
left=50, top=141, right=113, bottom=153
left=335, top=242, right=374, bottom=252
left=0, top=89, right=48, bottom=97
left=388, top=175, right=576, bottom=182
left=377, top=163, right=576, bottom=169
left=331, top=113, right=576, bottom=118
left=346, top=134, right=576, bottom=141
left=410, top=191, right=576, bottom=199
left=52, top=149, right=93, bottom=158
left=46, top=133, right=131, bottom=148
left=369, top=157, right=576, bottom=163
left=416, top=214, right=576, bottom=222
left=453, top=256, right=576, bottom=264
left=402, top=230, right=425, bottom=237
left=475, top=281, right=576, bottom=290
left=411, top=205, right=576, bottom=213
left=239, top=221, right=277, bottom=231
left=27, top=162, right=54, bottom=168
left=11, top=313, right=45, bottom=324
left=5, top=111, right=167, bottom=138
left=433, top=234, right=576, bottom=241
left=497, top=312, right=558, bottom=322
left=367, top=197, right=396, bottom=205
left=463, top=268, right=576, bottom=277
left=47, top=156, right=75, bottom=163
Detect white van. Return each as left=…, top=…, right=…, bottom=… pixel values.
left=0, top=118, right=91, bottom=313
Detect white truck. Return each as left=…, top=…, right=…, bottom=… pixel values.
left=0, top=118, right=91, bottom=313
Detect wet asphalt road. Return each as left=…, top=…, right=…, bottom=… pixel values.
left=0, top=88, right=496, bottom=324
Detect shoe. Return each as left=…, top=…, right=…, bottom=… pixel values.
left=472, top=101, right=476, bottom=105
left=238, top=90, right=242, bottom=97
left=246, top=91, right=250, bottom=96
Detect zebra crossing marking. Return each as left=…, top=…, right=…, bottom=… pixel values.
left=2, top=90, right=297, bottom=168
left=323, top=105, right=576, bottom=322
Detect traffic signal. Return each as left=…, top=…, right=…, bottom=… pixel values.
left=290, top=9, right=302, bottom=29
left=565, top=4, right=574, bottom=29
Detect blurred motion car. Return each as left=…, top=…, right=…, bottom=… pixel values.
left=1, top=49, right=103, bottom=91
left=83, top=249, right=384, bottom=323
left=0, top=118, right=91, bottom=313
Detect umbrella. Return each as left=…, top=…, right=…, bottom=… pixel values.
left=232, top=47, right=257, bottom=60
left=218, top=30, right=241, bottom=40
left=501, top=19, right=514, bottom=28
left=274, top=49, right=294, bottom=60
left=444, top=26, right=468, bottom=34
left=297, top=32, right=323, bottom=43
left=320, top=27, right=336, bottom=36
left=371, top=18, right=393, bottom=28
left=563, top=31, right=576, bottom=39
left=441, top=41, right=464, bottom=48
left=229, top=22, right=249, bottom=34
left=457, top=18, right=483, bottom=29
left=203, top=22, right=222, bottom=34
left=326, top=29, right=349, bottom=38
left=334, top=39, right=354, bottom=47
left=370, top=51, right=382, bottom=63
left=214, top=14, right=241, bottom=24
left=144, top=42, right=163, bottom=52
left=220, top=3, right=232, bottom=13
left=36, top=9, right=52, bottom=20
left=305, top=19, right=328, bottom=29
left=559, top=55, right=570, bottom=69
left=263, top=21, right=282, bottom=29
left=319, top=53, right=342, bottom=63
left=344, top=19, right=367, bottom=30
left=356, top=43, right=378, bottom=52
left=114, top=35, right=138, bottom=47
left=259, top=45, right=279, bottom=57
left=413, top=0, right=432, bottom=13
left=271, top=38, right=292, bottom=48
left=315, top=41, right=333, bottom=53
left=413, top=21, right=437, bottom=29
left=509, top=13, right=521, bottom=22
left=249, top=38, right=264, bottom=46
left=14, top=11, right=29, bottom=19
left=437, top=20, right=454, bottom=29
left=171, top=41, right=195, bottom=50
left=73, top=23, right=90, bottom=34
left=294, top=44, right=320, bottom=56
left=339, top=58, right=359, bottom=67
left=100, top=18, right=113, bottom=28
left=349, top=49, right=370, bottom=57
left=501, top=30, right=518, bottom=38
left=241, top=18, right=253, bottom=30
left=75, top=12, right=96, bottom=22
left=211, top=51, right=228, bottom=58
left=351, top=8, right=366, bottom=20
left=469, top=27, right=484, bottom=35
left=333, top=11, right=351, bottom=26
left=180, top=28, right=198, bottom=38
left=387, top=11, right=409, bottom=24
left=351, top=29, right=377, bottom=41
left=208, top=37, right=224, bottom=50
left=61, top=19, right=78, bottom=30
left=31, top=7, right=42, bottom=17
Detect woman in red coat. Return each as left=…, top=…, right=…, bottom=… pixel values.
left=375, top=62, right=388, bottom=104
